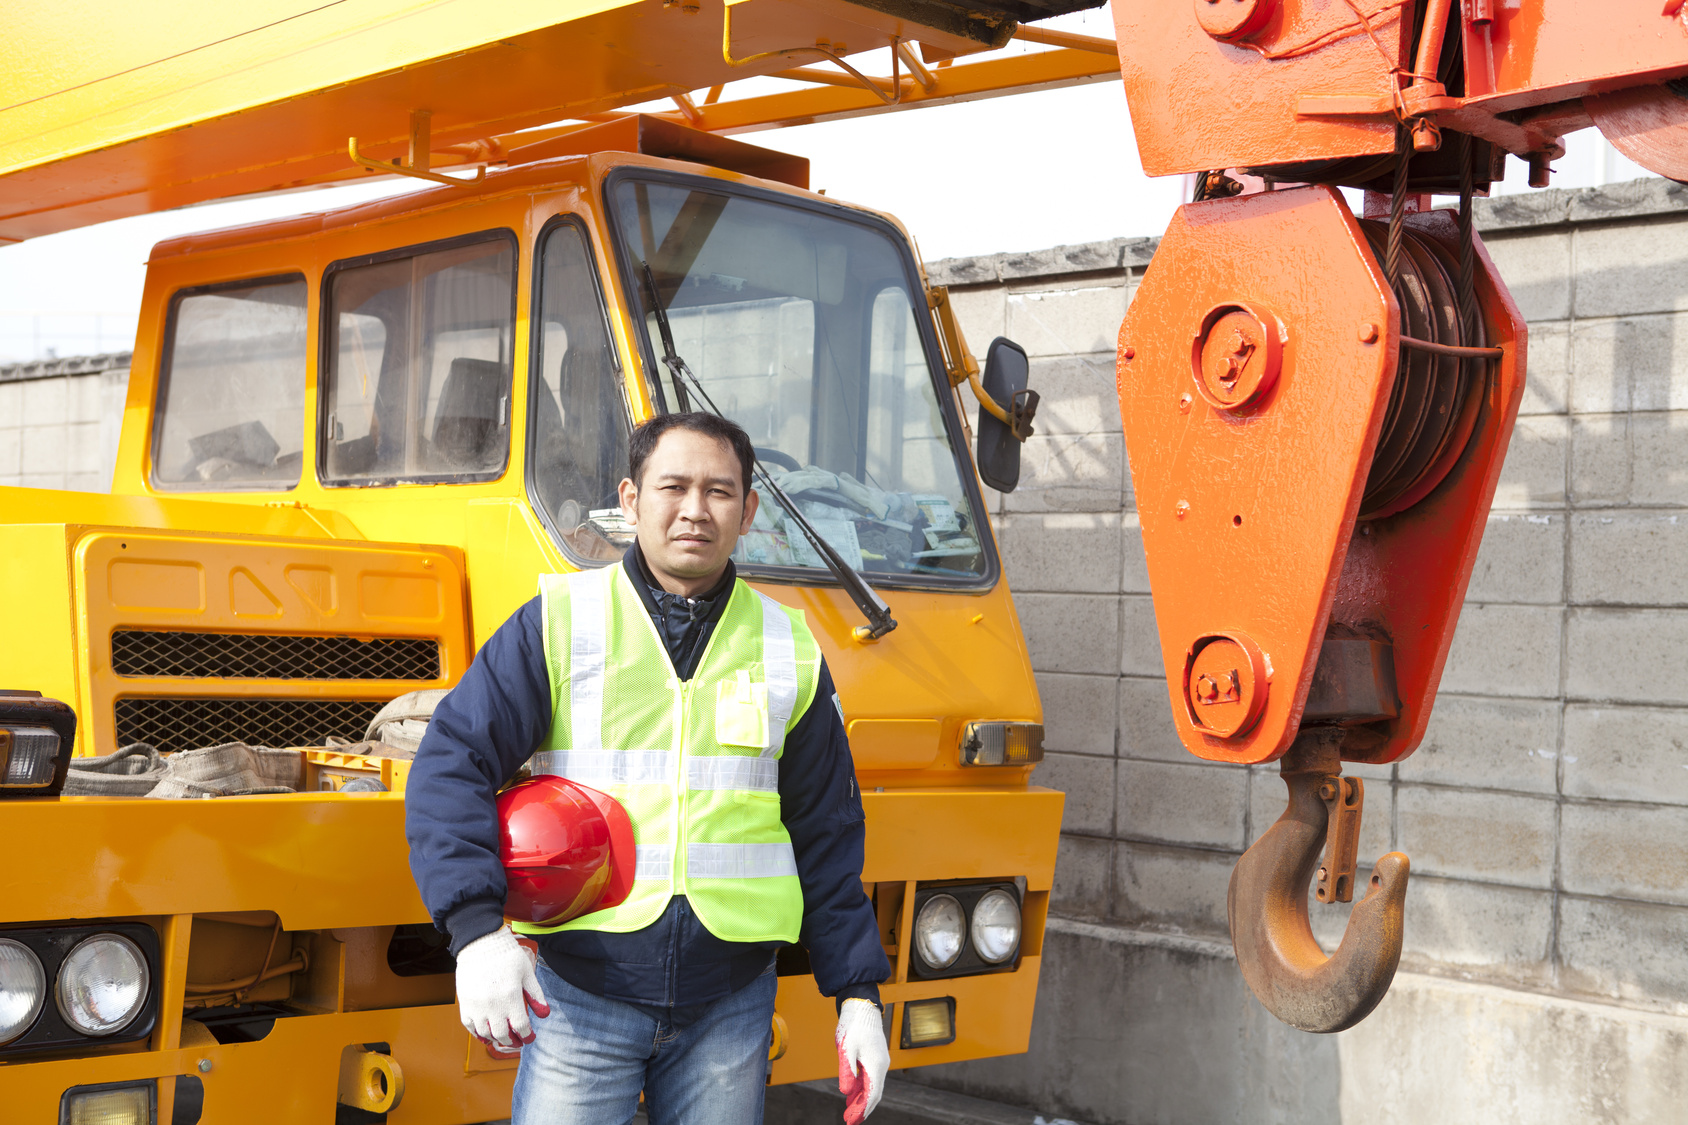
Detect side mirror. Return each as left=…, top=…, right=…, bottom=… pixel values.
left=975, top=337, right=1036, bottom=493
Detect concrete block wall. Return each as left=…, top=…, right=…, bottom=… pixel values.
left=914, top=177, right=1688, bottom=1124
left=0, top=353, right=131, bottom=492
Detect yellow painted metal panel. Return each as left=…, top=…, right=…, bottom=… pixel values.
left=1, top=1003, right=514, bottom=1124
left=0, top=794, right=423, bottom=928
left=72, top=530, right=469, bottom=755
left=0, top=0, right=999, bottom=241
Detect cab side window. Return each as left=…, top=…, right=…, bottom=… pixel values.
left=322, top=233, right=516, bottom=484
left=529, top=220, right=630, bottom=564
left=152, top=276, right=308, bottom=490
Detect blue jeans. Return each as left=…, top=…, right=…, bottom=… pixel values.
left=512, top=958, right=776, bottom=1125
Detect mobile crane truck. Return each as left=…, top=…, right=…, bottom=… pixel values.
left=0, top=1, right=1122, bottom=1120
left=5, top=0, right=1688, bottom=1121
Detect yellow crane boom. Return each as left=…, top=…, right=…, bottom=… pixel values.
left=0, top=0, right=1118, bottom=243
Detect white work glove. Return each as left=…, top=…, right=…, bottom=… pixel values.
left=836, top=997, right=890, bottom=1123
left=455, top=925, right=549, bottom=1048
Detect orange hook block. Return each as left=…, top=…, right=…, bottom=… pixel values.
left=1117, top=185, right=1525, bottom=768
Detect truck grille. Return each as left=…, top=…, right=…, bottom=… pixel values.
left=113, top=698, right=386, bottom=753
left=110, top=630, right=440, bottom=681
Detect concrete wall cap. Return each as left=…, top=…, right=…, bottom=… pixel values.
left=0, top=351, right=132, bottom=385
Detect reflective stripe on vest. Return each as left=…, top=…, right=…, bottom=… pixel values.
left=530, top=750, right=780, bottom=794
left=516, top=564, right=819, bottom=943
left=687, top=842, right=800, bottom=879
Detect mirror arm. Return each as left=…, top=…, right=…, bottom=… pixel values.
left=928, top=285, right=1038, bottom=442
left=926, top=285, right=979, bottom=389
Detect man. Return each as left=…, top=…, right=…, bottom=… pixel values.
left=405, top=412, right=892, bottom=1124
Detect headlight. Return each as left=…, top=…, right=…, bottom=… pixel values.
left=0, top=724, right=61, bottom=787
left=0, top=938, right=45, bottom=1043
left=913, top=894, right=965, bottom=971
left=969, top=888, right=1022, bottom=964
left=56, top=935, right=148, bottom=1036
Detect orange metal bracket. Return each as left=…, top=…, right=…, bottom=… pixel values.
left=350, top=110, right=487, bottom=188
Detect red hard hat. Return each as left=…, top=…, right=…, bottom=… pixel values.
left=497, top=775, right=637, bottom=927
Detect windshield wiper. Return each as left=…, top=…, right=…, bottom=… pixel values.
left=639, top=260, right=897, bottom=640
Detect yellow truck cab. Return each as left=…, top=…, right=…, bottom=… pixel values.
left=0, top=118, right=1061, bottom=1123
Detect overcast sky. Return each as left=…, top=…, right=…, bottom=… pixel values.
left=0, top=2, right=1654, bottom=364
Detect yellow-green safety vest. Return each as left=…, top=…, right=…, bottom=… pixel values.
left=514, top=563, right=820, bottom=943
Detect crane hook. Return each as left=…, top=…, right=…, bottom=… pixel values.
left=1228, top=731, right=1411, bottom=1033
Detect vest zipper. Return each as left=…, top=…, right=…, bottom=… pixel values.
left=673, top=676, right=690, bottom=900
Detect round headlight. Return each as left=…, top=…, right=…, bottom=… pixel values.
left=969, top=889, right=1022, bottom=964
left=913, top=894, right=965, bottom=971
left=56, top=934, right=148, bottom=1036
left=0, top=939, right=46, bottom=1044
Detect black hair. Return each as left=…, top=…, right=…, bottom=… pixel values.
left=628, top=412, right=756, bottom=494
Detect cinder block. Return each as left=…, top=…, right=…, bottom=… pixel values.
left=67, top=374, right=103, bottom=424
left=1627, top=412, right=1688, bottom=507
left=1025, top=355, right=1120, bottom=436
left=1482, top=230, right=1572, bottom=321
left=64, top=472, right=104, bottom=493
left=1558, top=895, right=1688, bottom=1008
left=1032, top=752, right=1116, bottom=836
left=1561, top=800, right=1688, bottom=904
left=1404, top=694, right=1559, bottom=795
left=20, top=424, right=69, bottom=474
left=1565, top=607, right=1688, bottom=705
left=1438, top=602, right=1563, bottom=699
left=997, top=512, right=1122, bottom=593
left=1396, top=876, right=1553, bottom=984
left=66, top=421, right=101, bottom=474
left=1518, top=320, right=1568, bottom=416
left=1246, top=765, right=1284, bottom=848
left=1117, top=595, right=1162, bottom=678
left=1117, top=675, right=1185, bottom=762
left=1033, top=671, right=1117, bottom=757
left=1571, top=511, right=1688, bottom=605
left=1571, top=218, right=1688, bottom=318
left=1570, top=412, right=1628, bottom=508
left=1396, top=785, right=1556, bottom=887
left=1120, top=513, right=1149, bottom=594
left=1015, top=592, right=1120, bottom=676
left=1464, top=514, right=1563, bottom=605
left=1000, top=431, right=1123, bottom=514
left=1111, top=840, right=1234, bottom=938
left=0, top=428, right=19, bottom=477
left=1006, top=284, right=1128, bottom=358
left=1564, top=704, right=1688, bottom=806
left=1117, top=758, right=1248, bottom=851
left=1491, top=413, right=1567, bottom=509
left=20, top=378, right=67, bottom=427
left=1050, top=833, right=1111, bottom=920
left=0, top=380, right=21, bottom=422
left=1570, top=314, right=1688, bottom=414
left=19, top=472, right=66, bottom=491
left=947, top=286, right=1006, bottom=355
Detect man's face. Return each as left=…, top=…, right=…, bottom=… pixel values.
left=619, top=429, right=758, bottom=595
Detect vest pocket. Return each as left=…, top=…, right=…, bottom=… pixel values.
left=715, top=672, right=768, bottom=748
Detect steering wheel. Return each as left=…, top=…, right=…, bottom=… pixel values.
left=754, top=446, right=802, bottom=472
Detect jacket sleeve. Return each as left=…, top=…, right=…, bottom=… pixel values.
left=780, top=660, right=890, bottom=1007
left=404, top=596, right=554, bottom=955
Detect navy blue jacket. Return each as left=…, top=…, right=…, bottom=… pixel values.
left=404, top=546, right=888, bottom=1011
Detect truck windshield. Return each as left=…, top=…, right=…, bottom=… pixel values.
left=609, top=176, right=990, bottom=583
